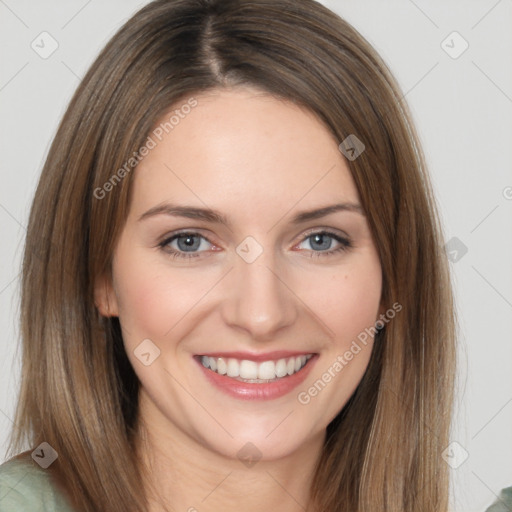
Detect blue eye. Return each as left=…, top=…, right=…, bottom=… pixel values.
left=159, top=232, right=213, bottom=259
left=297, top=231, right=352, bottom=258
left=158, top=230, right=352, bottom=260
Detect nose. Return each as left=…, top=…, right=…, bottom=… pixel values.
left=221, top=246, right=298, bottom=341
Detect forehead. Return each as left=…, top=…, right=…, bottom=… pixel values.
left=130, top=87, right=360, bottom=221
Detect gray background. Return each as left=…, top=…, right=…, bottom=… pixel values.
left=0, top=1, right=511, bottom=511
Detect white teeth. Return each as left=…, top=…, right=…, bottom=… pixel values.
left=227, top=358, right=239, bottom=377
left=275, top=358, right=288, bottom=378
left=239, top=360, right=258, bottom=379
left=258, top=360, right=276, bottom=380
left=217, top=357, right=227, bottom=375
left=200, top=354, right=313, bottom=380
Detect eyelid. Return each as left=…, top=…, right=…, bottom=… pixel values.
left=157, top=228, right=215, bottom=245
left=157, top=226, right=350, bottom=247
left=293, top=229, right=353, bottom=256
left=157, top=230, right=218, bottom=255
left=158, top=226, right=353, bottom=261
left=296, top=226, right=351, bottom=243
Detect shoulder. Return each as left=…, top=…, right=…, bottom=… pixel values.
left=485, top=486, right=512, bottom=512
left=0, top=455, right=75, bottom=512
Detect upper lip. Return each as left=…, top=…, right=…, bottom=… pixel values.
left=196, top=351, right=316, bottom=362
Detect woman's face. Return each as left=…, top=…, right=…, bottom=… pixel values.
left=97, top=87, right=383, bottom=461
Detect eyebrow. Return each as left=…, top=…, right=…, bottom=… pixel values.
left=137, top=202, right=364, bottom=226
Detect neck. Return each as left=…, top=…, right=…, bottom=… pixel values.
left=134, top=393, right=325, bottom=512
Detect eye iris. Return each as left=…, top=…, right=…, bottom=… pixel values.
left=177, top=234, right=201, bottom=252
left=310, top=233, right=332, bottom=251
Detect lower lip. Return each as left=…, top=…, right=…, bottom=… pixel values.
left=195, top=355, right=318, bottom=401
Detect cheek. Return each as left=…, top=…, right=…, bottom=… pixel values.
left=295, top=261, right=381, bottom=422
left=112, top=249, right=206, bottom=343
left=303, top=261, right=382, bottom=344
left=113, top=239, right=381, bottom=352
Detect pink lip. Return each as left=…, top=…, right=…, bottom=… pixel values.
left=194, top=353, right=318, bottom=401
left=197, top=350, right=315, bottom=362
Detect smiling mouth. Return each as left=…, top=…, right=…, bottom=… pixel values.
left=196, top=354, right=314, bottom=383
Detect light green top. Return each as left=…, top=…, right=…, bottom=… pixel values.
left=485, top=486, right=512, bottom=512
left=0, top=457, right=75, bottom=511
left=1, top=455, right=511, bottom=511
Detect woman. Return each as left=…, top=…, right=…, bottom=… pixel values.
left=0, top=0, right=462, bottom=510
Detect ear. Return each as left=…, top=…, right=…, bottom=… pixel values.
left=94, top=273, right=119, bottom=317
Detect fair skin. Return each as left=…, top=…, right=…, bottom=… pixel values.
left=95, top=87, right=384, bottom=512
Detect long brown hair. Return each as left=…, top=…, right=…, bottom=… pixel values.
left=9, top=0, right=456, bottom=510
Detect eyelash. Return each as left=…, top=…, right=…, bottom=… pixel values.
left=158, top=230, right=352, bottom=260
